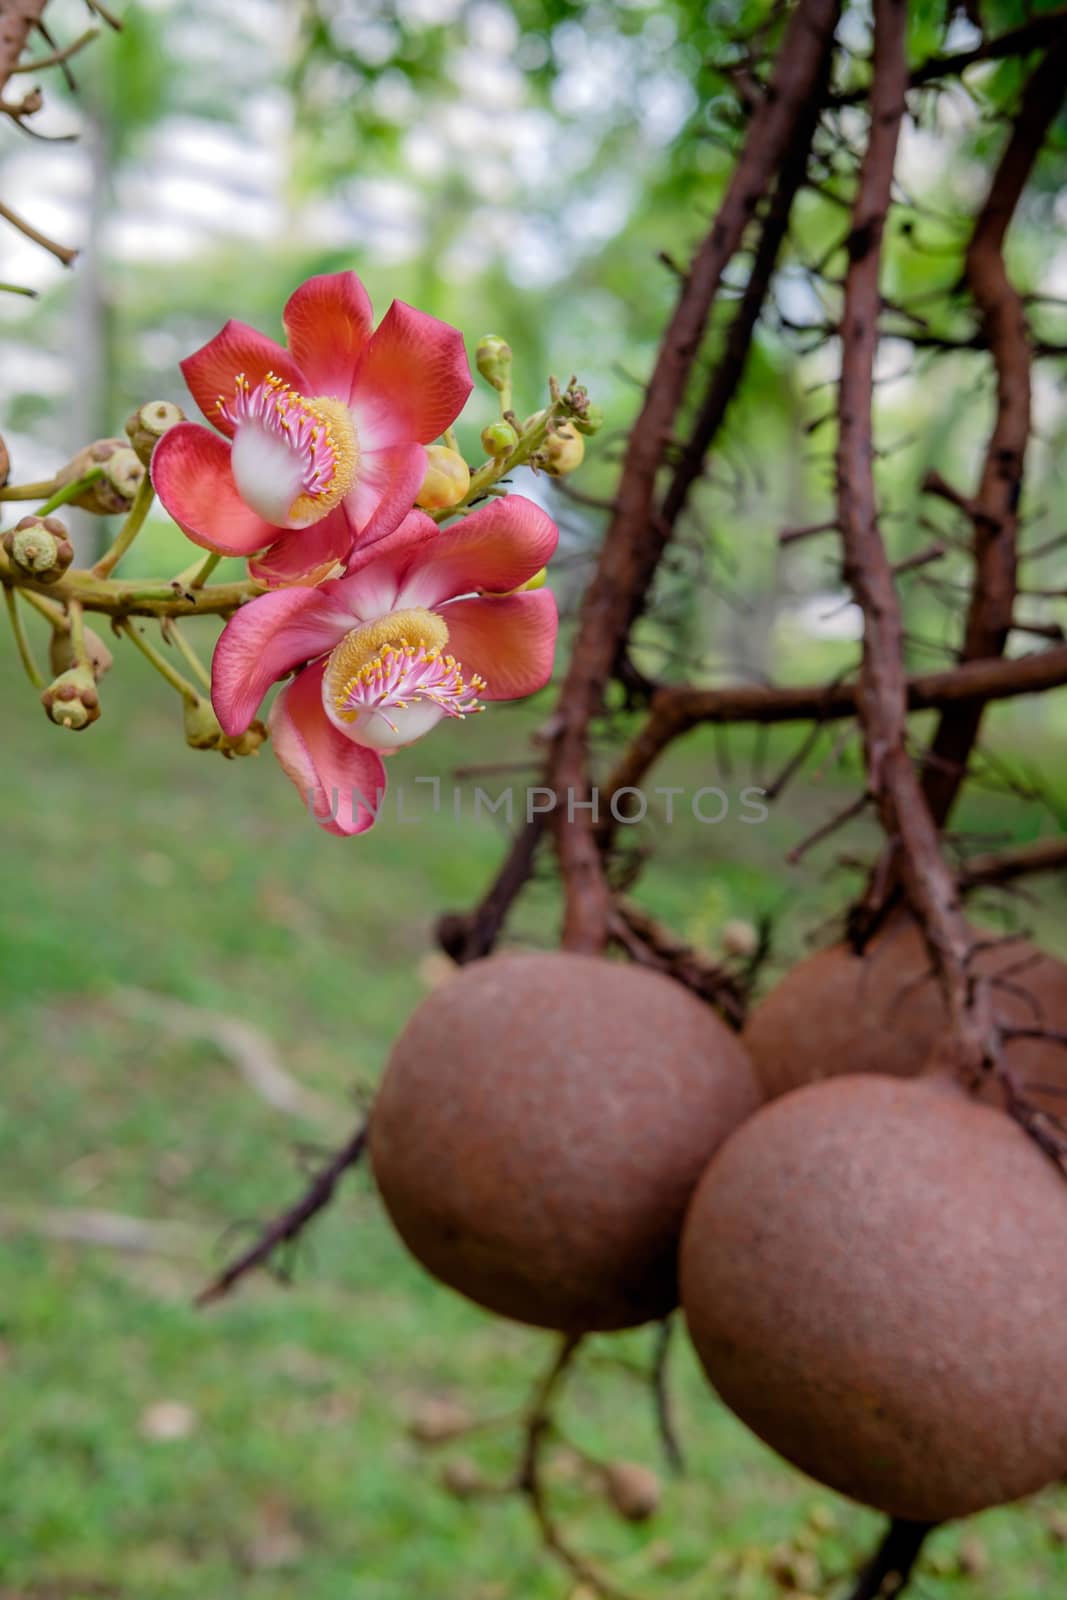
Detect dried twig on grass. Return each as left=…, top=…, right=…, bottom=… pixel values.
left=109, top=988, right=346, bottom=1130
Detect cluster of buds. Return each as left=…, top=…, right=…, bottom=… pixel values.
left=183, top=695, right=267, bottom=758
left=57, top=437, right=146, bottom=515
left=2, top=514, right=73, bottom=584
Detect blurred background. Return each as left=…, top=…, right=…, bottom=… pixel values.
left=2, top=1, right=1067, bottom=1595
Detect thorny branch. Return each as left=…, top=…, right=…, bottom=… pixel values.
left=857, top=37, right=1067, bottom=932
left=195, top=1121, right=368, bottom=1307
left=549, top=0, right=843, bottom=954
left=834, top=0, right=988, bottom=1078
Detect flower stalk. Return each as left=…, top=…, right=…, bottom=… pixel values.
left=92, top=469, right=155, bottom=577
left=3, top=583, right=43, bottom=686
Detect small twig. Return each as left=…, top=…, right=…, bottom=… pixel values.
left=516, top=1335, right=639, bottom=1600
left=11, top=25, right=98, bottom=72
left=195, top=1121, right=368, bottom=1306
left=0, top=197, right=77, bottom=265
left=651, top=1319, right=684, bottom=1476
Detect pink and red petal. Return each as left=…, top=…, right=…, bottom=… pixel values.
left=344, top=441, right=427, bottom=548
left=282, top=272, right=375, bottom=402
left=269, top=661, right=386, bottom=837
left=248, top=505, right=356, bottom=588
left=350, top=301, right=472, bottom=449
left=152, top=423, right=279, bottom=557
left=439, top=588, right=558, bottom=702
left=181, top=320, right=306, bottom=437
left=211, top=586, right=351, bottom=735
left=396, top=495, right=558, bottom=610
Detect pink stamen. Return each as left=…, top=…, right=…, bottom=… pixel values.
left=335, top=644, right=486, bottom=733
left=217, top=372, right=339, bottom=500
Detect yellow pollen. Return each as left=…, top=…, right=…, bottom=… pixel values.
left=286, top=393, right=359, bottom=523
left=325, top=609, right=451, bottom=708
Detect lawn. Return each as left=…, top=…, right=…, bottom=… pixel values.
left=2, top=617, right=1066, bottom=1600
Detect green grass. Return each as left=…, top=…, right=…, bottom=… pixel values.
left=2, top=618, right=1067, bottom=1598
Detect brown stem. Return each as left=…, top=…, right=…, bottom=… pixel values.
left=598, top=645, right=1067, bottom=822
left=551, top=0, right=842, bottom=953
left=959, top=835, right=1067, bottom=891
left=435, top=811, right=548, bottom=965
left=0, top=196, right=77, bottom=265
left=516, top=1335, right=639, bottom=1600
left=845, top=1517, right=935, bottom=1600
left=0, top=0, right=49, bottom=96
left=835, top=0, right=987, bottom=1077
left=919, top=40, right=1067, bottom=829
left=195, top=1121, right=368, bottom=1307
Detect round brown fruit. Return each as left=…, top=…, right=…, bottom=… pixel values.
left=743, top=915, right=1067, bottom=1111
left=371, top=951, right=760, bottom=1332
left=680, top=1073, right=1067, bottom=1522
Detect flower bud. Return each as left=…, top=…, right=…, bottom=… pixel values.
left=58, top=438, right=147, bottom=514
left=2, top=515, right=73, bottom=584
left=602, top=1461, right=661, bottom=1523
left=41, top=663, right=100, bottom=731
left=480, top=419, right=518, bottom=459
left=184, top=695, right=223, bottom=750
left=541, top=422, right=585, bottom=477
left=416, top=445, right=471, bottom=511
left=475, top=335, right=512, bottom=392
left=125, top=400, right=185, bottom=466
left=219, top=720, right=268, bottom=759
left=572, top=404, right=604, bottom=437
left=49, top=622, right=113, bottom=680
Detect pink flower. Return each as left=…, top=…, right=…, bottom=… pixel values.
left=152, top=272, right=473, bottom=586
left=211, top=496, right=559, bottom=835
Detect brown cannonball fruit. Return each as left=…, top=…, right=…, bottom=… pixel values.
left=744, top=916, right=1067, bottom=1113
left=680, top=1073, right=1067, bottom=1522
left=371, top=951, right=760, bottom=1332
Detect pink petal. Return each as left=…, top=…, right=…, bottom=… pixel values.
left=181, top=320, right=306, bottom=436
left=269, top=661, right=386, bottom=836
left=211, top=586, right=351, bottom=735
left=345, top=508, right=438, bottom=578
left=282, top=272, right=374, bottom=402
left=396, top=495, right=559, bottom=610
left=152, top=423, right=279, bottom=556
left=344, top=441, right=427, bottom=547
left=248, top=505, right=357, bottom=588
left=439, top=588, right=558, bottom=701
left=350, top=301, right=472, bottom=449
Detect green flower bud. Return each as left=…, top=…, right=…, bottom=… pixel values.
left=415, top=445, right=471, bottom=511
left=41, top=663, right=101, bottom=731
left=58, top=438, right=146, bottom=514
left=49, top=621, right=113, bottom=680
left=183, top=696, right=267, bottom=758
left=480, top=420, right=518, bottom=459
left=183, top=695, right=223, bottom=750
left=540, top=422, right=585, bottom=477
left=2, top=515, right=73, bottom=584
left=125, top=400, right=185, bottom=467
left=475, top=335, right=512, bottom=392
left=572, top=403, right=604, bottom=436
